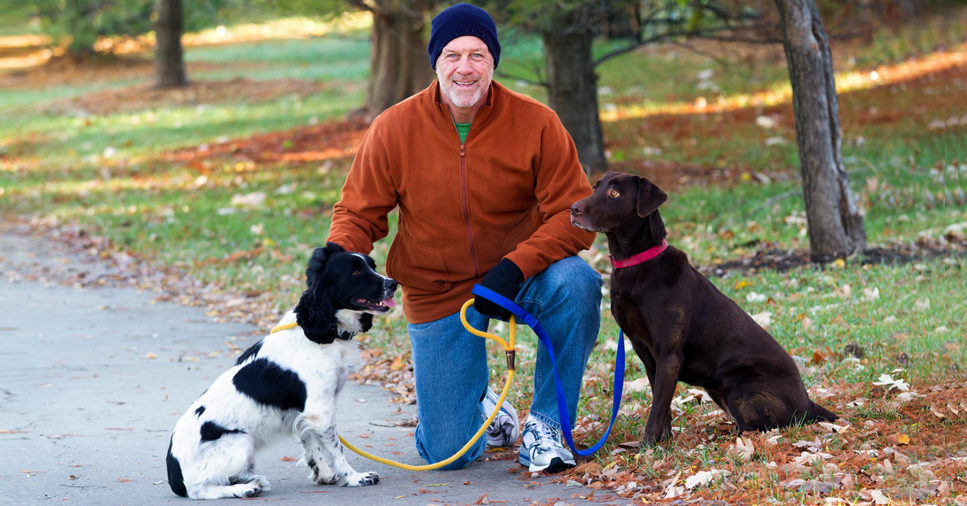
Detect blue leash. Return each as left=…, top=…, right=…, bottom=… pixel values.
left=472, top=285, right=625, bottom=456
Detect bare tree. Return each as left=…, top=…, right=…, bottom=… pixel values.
left=154, top=0, right=188, bottom=88
left=348, top=0, right=435, bottom=121
left=774, top=0, right=866, bottom=261
left=543, top=6, right=607, bottom=175
left=494, top=0, right=767, bottom=176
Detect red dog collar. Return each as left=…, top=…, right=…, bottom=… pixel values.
left=610, top=239, right=668, bottom=269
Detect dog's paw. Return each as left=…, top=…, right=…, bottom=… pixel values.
left=639, top=430, right=671, bottom=448
left=348, top=472, right=379, bottom=487
left=310, top=471, right=339, bottom=486
left=236, top=483, right=263, bottom=498
left=250, top=475, right=271, bottom=491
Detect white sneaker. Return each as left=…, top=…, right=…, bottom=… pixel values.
left=481, top=387, right=519, bottom=447
left=518, top=417, right=575, bottom=473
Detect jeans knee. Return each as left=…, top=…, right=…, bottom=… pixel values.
left=542, top=257, right=602, bottom=307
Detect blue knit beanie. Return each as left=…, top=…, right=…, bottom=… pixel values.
left=427, top=3, right=500, bottom=70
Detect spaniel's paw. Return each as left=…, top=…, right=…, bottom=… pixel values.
left=346, top=472, right=379, bottom=487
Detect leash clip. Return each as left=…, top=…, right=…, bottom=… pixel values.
left=505, top=350, right=516, bottom=371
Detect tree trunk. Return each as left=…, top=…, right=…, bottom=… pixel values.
left=365, top=0, right=435, bottom=121
left=774, top=0, right=866, bottom=262
left=542, top=8, right=607, bottom=176
left=154, top=0, right=188, bottom=88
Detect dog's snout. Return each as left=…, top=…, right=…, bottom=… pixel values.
left=385, top=278, right=399, bottom=293
left=570, top=203, right=584, bottom=216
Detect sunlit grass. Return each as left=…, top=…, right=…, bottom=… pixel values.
left=600, top=43, right=967, bottom=123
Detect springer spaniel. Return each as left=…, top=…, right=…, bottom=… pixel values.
left=166, top=243, right=398, bottom=499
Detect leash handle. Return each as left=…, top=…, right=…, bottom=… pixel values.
left=471, top=285, right=624, bottom=457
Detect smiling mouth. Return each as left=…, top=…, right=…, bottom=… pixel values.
left=352, top=297, right=397, bottom=313
left=453, top=79, right=477, bottom=87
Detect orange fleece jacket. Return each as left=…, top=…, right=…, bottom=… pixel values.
left=327, top=80, right=595, bottom=323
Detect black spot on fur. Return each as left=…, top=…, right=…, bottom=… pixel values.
left=166, top=435, right=187, bottom=497
left=232, top=358, right=307, bottom=412
left=194, top=405, right=205, bottom=417
left=200, top=421, right=244, bottom=442
left=235, top=339, right=264, bottom=365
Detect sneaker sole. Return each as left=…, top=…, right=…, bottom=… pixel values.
left=518, top=454, right=575, bottom=473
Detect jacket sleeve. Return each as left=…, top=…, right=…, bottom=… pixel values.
left=504, top=112, right=596, bottom=279
left=326, top=123, right=398, bottom=254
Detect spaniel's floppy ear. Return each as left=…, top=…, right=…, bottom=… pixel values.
left=306, top=242, right=347, bottom=288
left=360, top=313, right=374, bottom=333
left=636, top=176, right=668, bottom=218
left=295, top=269, right=337, bottom=345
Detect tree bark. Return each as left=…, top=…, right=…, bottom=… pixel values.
left=774, top=0, right=866, bottom=262
left=154, top=0, right=188, bottom=88
left=542, top=8, right=607, bottom=176
left=364, top=0, right=435, bottom=121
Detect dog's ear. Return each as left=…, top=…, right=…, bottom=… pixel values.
left=360, top=313, right=374, bottom=333
left=305, top=242, right=347, bottom=288
left=636, top=177, right=668, bottom=218
left=295, top=278, right=337, bottom=345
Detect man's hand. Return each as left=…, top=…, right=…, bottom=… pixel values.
left=474, top=258, right=525, bottom=322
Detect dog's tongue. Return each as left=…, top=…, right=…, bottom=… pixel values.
left=382, top=297, right=397, bottom=309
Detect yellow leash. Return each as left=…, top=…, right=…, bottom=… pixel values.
left=269, top=299, right=517, bottom=471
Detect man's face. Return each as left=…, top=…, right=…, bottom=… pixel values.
left=435, top=36, right=494, bottom=111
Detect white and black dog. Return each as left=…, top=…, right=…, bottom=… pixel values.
left=166, top=243, right=398, bottom=499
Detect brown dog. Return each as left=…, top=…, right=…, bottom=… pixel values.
left=570, top=172, right=835, bottom=446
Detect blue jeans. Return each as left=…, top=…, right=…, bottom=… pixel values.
left=407, top=256, right=602, bottom=470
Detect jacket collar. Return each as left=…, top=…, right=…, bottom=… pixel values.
left=428, top=79, right=500, bottom=131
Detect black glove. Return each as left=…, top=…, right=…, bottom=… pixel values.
left=474, top=258, right=525, bottom=322
left=305, top=242, right=346, bottom=288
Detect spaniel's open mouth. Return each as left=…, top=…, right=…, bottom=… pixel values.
left=352, top=297, right=397, bottom=313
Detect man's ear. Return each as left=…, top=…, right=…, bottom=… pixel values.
left=636, top=176, right=668, bottom=217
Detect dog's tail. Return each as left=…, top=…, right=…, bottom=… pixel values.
left=804, top=401, right=837, bottom=423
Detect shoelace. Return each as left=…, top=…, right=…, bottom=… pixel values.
left=525, top=422, right=560, bottom=449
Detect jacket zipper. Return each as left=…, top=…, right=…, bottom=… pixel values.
left=459, top=143, right=480, bottom=278
left=446, top=105, right=481, bottom=278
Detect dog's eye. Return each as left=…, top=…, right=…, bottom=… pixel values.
left=609, top=188, right=619, bottom=197
left=352, top=270, right=361, bottom=277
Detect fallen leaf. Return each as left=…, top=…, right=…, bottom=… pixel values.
left=685, top=469, right=730, bottom=489
left=873, top=374, right=909, bottom=392
left=887, top=433, right=911, bottom=445
left=750, top=311, right=772, bottom=328
left=869, top=489, right=890, bottom=504
left=735, top=436, right=755, bottom=461
left=624, top=377, right=650, bottom=392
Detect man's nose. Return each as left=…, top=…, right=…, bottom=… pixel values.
left=456, top=56, right=474, bottom=74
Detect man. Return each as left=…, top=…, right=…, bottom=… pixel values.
left=314, top=3, right=601, bottom=473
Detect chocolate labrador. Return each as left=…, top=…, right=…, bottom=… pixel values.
left=570, top=172, right=835, bottom=446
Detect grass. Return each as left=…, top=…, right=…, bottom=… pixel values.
left=1, top=8, right=967, bottom=504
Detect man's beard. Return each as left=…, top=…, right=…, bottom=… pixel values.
left=437, top=65, right=494, bottom=109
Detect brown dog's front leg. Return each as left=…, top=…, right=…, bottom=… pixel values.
left=641, top=355, right=681, bottom=447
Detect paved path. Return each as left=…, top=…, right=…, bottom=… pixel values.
left=0, top=223, right=604, bottom=505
